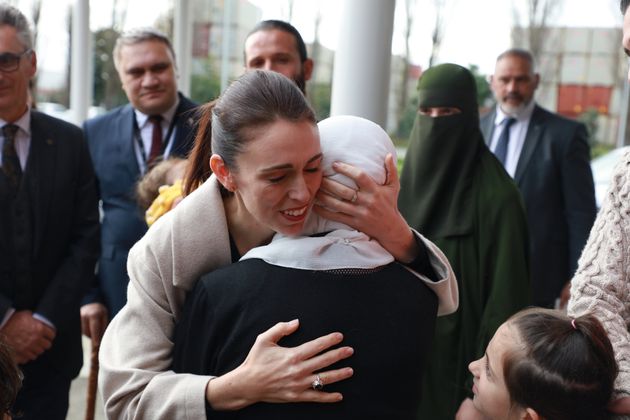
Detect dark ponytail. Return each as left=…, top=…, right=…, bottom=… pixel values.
left=183, top=101, right=216, bottom=196
left=503, top=308, right=617, bottom=420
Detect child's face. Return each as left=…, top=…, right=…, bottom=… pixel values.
left=468, top=322, right=526, bottom=420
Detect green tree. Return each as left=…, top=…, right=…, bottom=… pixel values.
left=190, top=57, right=222, bottom=104
left=396, top=96, right=418, bottom=140
left=308, top=83, right=332, bottom=121
left=577, top=107, right=599, bottom=147
left=93, top=28, right=127, bottom=109
left=469, top=64, right=492, bottom=107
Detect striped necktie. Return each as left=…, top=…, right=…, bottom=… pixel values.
left=2, top=124, right=22, bottom=191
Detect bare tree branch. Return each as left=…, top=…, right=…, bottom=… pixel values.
left=287, top=0, right=294, bottom=23
left=306, top=4, right=322, bottom=101
left=511, top=0, right=562, bottom=64
left=428, top=0, right=445, bottom=67
left=397, top=0, right=416, bottom=126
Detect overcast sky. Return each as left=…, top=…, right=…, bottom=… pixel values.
left=18, top=0, right=624, bottom=84
left=248, top=0, right=623, bottom=74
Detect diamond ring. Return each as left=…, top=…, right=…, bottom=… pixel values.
left=311, top=374, right=324, bottom=391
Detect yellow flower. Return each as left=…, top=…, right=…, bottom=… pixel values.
left=145, top=179, right=184, bottom=226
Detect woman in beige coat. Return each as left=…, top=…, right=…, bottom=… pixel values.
left=99, top=70, right=457, bottom=419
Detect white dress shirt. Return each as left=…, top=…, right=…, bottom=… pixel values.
left=133, top=97, right=180, bottom=174
left=488, top=100, right=536, bottom=178
left=0, top=109, right=31, bottom=171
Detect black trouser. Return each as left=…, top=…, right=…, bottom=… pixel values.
left=13, top=357, right=72, bottom=420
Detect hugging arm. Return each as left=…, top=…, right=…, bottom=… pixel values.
left=99, top=196, right=356, bottom=419
left=100, top=251, right=356, bottom=419
left=98, top=245, right=212, bottom=420
left=173, top=283, right=354, bottom=412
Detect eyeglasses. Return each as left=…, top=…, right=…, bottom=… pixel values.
left=0, top=49, right=31, bottom=73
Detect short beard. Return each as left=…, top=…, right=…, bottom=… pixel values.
left=500, top=97, right=530, bottom=117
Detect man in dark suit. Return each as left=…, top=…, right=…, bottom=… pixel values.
left=80, top=28, right=197, bottom=343
left=480, top=48, right=596, bottom=308
left=0, top=5, right=100, bottom=419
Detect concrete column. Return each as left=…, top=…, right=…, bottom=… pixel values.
left=330, top=0, right=396, bottom=128
left=70, top=0, right=90, bottom=124
left=174, top=0, right=192, bottom=96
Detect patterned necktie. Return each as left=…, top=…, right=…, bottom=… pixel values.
left=2, top=124, right=22, bottom=191
left=493, top=117, right=516, bottom=166
left=147, top=115, right=163, bottom=167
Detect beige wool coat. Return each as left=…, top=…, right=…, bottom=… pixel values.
left=98, top=175, right=458, bottom=420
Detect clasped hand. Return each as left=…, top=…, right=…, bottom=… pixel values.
left=1, top=310, right=56, bottom=364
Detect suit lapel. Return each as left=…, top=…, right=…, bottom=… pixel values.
left=29, top=112, right=57, bottom=256
left=514, top=105, right=544, bottom=184
left=118, top=105, right=140, bottom=176
left=480, top=109, right=496, bottom=147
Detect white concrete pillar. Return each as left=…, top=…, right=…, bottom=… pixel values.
left=330, top=0, right=396, bottom=128
left=174, top=0, right=192, bottom=96
left=70, top=0, right=90, bottom=124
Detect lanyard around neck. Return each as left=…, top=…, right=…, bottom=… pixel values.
left=133, top=112, right=178, bottom=170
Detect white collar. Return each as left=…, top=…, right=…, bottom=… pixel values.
left=134, top=96, right=180, bottom=128
left=1, top=107, right=31, bottom=136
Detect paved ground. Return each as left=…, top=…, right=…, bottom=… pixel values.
left=67, top=337, right=105, bottom=420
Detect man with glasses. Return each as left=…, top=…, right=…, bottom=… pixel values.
left=0, top=4, right=100, bottom=419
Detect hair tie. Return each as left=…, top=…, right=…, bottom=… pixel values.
left=571, top=319, right=577, bottom=330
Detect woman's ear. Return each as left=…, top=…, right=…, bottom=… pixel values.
left=209, top=154, right=236, bottom=191
left=522, top=407, right=541, bottom=420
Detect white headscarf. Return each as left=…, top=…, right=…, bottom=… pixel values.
left=240, top=115, right=397, bottom=270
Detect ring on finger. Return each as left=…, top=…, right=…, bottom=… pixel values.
left=350, top=191, right=358, bottom=203
left=311, top=374, right=324, bottom=391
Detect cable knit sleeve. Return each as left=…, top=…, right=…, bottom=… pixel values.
left=568, top=151, right=630, bottom=398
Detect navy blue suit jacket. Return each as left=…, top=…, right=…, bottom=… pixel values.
left=0, top=111, right=100, bottom=379
left=480, top=105, right=596, bottom=306
left=84, top=94, right=197, bottom=314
